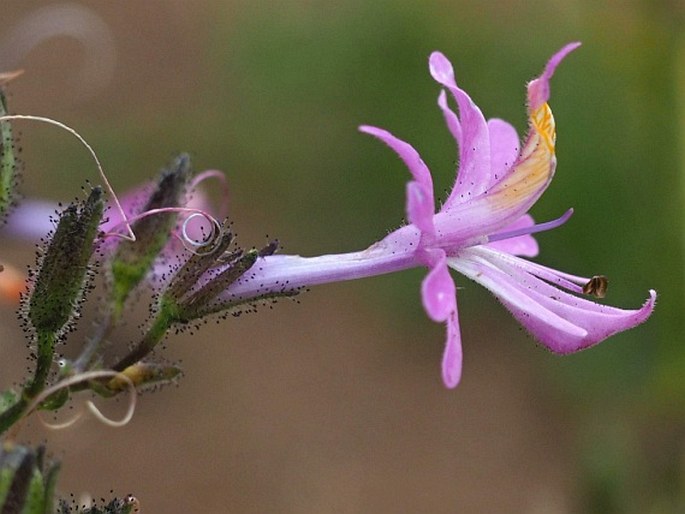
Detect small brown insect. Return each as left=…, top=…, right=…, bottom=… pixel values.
left=582, top=275, right=608, bottom=298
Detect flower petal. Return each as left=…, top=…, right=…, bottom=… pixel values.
left=487, top=118, right=519, bottom=183
left=429, top=52, right=492, bottom=205
left=420, top=249, right=456, bottom=322
left=360, top=125, right=435, bottom=233
left=450, top=247, right=656, bottom=354
left=3, top=198, right=58, bottom=240
left=485, top=214, right=539, bottom=257
left=482, top=44, right=579, bottom=226
left=406, top=181, right=436, bottom=235
left=437, top=89, right=461, bottom=146
left=528, top=42, right=581, bottom=110
left=442, top=310, right=463, bottom=388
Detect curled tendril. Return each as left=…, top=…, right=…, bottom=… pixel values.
left=181, top=212, right=224, bottom=254
left=28, top=370, right=137, bottom=430
left=0, top=114, right=136, bottom=242
left=103, top=205, right=225, bottom=255
left=0, top=114, right=232, bottom=258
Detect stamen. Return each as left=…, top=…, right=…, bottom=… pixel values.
left=473, top=246, right=595, bottom=295
left=487, top=208, right=573, bottom=243
left=582, top=275, right=608, bottom=298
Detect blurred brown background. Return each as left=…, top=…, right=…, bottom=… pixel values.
left=1, top=1, right=683, bottom=512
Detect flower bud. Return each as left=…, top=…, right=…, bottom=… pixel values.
left=108, top=154, right=192, bottom=316
left=176, top=248, right=260, bottom=320
left=0, top=443, right=59, bottom=514
left=164, top=219, right=234, bottom=301
left=28, top=187, right=104, bottom=334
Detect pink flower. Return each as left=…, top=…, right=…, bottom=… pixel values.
left=214, top=43, right=655, bottom=388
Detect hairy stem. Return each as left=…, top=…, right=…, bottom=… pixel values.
left=112, top=302, right=177, bottom=372
left=0, top=332, right=55, bottom=434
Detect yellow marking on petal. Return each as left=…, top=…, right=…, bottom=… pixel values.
left=487, top=102, right=556, bottom=210
left=531, top=102, right=556, bottom=153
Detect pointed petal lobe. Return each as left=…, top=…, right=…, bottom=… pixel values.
left=451, top=247, right=656, bottom=354
left=528, top=42, right=581, bottom=110
left=360, top=125, right=435, bottom=233
left=420, top=249, right=456, bottom=322
left=442, top=310, right=463, bottom=388
left=478, top=44, right=579, bottom=230
left=429, top=52, right=492, bottom=205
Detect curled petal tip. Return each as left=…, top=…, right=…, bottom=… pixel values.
left=637, top=289, right=657, bottom=316
left=528, top=42, right=581, bottom=110
left=429, top=51, right=456, bottom=88
left=358, top=124, right=380, bottom=135
left=645, top=289, right=657, bottom=309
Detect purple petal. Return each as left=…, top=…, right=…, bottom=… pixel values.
left=3, top=198, right=58, bottom=240
left=429, top=52, right=492, bottom=206
left=437, top=90, right=462, bottom=146
left=528, top=42, right=581, bottom=110
left=406, top=181, right=436, bottom=234
left=442, top=310, right=463, bottom=388
left=100, top=182, right=152, bottom=234
left=487, top=118, right=519, bottom=183
left=468, top=45, right=577, bottom=233
left=420, top=249, right=456, bottom=322
left=451, top=247, right=656, bottom=354
left=360, top=125, right=436, bottom=233
left=485, top=214, right=539, bottom=257
left=359, top=125, right=433, bottom=193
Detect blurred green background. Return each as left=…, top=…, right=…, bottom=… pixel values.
left=1, top=0, right=683, bottom=512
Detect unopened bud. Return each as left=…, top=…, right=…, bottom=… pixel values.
left=108, top=154, right=192, bottom=315
left=0, top=443, right=59, bottom=514
left=164, top=219, right=234, bottom=302
left=28, top=187, right=104, bottom=334
left=177, top=248, right=259, bottom=320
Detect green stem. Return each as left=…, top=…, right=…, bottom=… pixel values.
left=0, top=398, right=27, bottom=434
left=24, top=332, right=55, bottom=399
left=0, top=332, right=55, bottom=434
left=112, top=302, right=177, bottom=372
